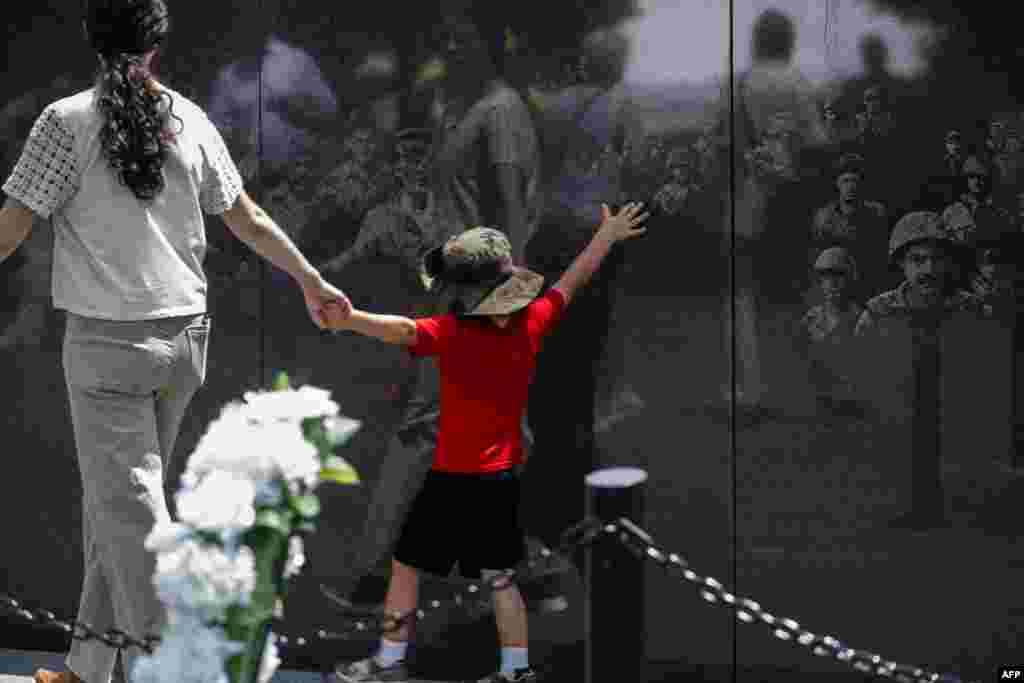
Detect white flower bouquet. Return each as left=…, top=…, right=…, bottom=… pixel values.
left=134, top=372, right=361, bottom=683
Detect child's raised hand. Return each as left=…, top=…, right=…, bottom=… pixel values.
left=598, top=202, right=650, bottom=243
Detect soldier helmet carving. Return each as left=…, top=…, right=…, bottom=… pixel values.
left=888, top=211, right=952, bottom=261
left=834, top=152, right=865, bottom=179
left=813, top=246, right=858, bottom=280
left=940, top=203, right=974, bottom=242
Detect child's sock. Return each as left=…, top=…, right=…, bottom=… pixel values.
left=375, top=638, right=408, bottom=667
left=500, top=646, right=529, bottom=674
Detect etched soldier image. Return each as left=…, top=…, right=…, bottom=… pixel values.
left=715, top=8, right=826, bottom=420
left=820, top=97, right=850, bottom=149
left=855, top=212, right=990, bottom=532
left=921, top=129, right=966, bottom=210
left=981, top=113, right=1010, bottom=163
left=854, top=85, right=896, bottom=145
left=835, top=33, right=902, bottom=123
left=429, top=10, right=539, bottom=264
left=940, top=155, right=1016, bottom=308
left=796, top=246, right=865, bottom=417
left=985, top=116, right=1024, bottom=206
left=809, top=152, right=889, bottom=300
left=855, top=211, right=988, bottom=335
left=653, top=147, right=692, bottom=217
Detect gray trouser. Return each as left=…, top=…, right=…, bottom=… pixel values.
left=63, top=312, right=209, bottom=683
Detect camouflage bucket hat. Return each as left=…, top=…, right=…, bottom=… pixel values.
left=421, top=227, right=545, bottom=316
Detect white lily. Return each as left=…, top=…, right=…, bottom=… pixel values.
left=241, top=385, right=339, bottom=422
left=176, top=471, right=257, bottom=532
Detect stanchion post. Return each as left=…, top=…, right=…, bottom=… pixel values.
left=583, top=467, right=648, bottom=683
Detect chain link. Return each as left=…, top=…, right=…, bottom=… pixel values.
left=602, top=518, right=974, bottom=683
left=0, top=595, right=159, bottom=654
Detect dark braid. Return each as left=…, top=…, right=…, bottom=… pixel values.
left=85, top=0, right=182, bottom=201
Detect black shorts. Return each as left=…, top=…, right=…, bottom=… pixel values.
left=393, top=468, right=525, bottom=579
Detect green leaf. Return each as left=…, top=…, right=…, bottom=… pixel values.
left=290, top=494, right=321, bottom=519
left=272, top=371, right=291, bottom=392
left=253, top=508, right=292, bottom=536
left=295, top=519, right=317, bottom=535
left=320, top=459, right=360, bottom=485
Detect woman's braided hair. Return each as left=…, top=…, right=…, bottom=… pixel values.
left=84, top=0, right=182, bottom=200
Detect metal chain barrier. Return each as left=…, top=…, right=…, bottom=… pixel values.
left=602, top=517, right=975, bottom=683
left=0, top=594, right=160, bottom=654
left=0, top=515, right=981, bottom=683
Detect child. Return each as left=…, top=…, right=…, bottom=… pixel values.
left=797, top=246, right=865, bottom=416
left=329, top=202, right=648, bottom=683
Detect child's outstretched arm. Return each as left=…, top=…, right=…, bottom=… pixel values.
left=553, top=202, right=649, bottom=306
left=330, top=308, right=418, bottom=346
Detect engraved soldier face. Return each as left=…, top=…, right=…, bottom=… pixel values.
left=836, top=171, right=860, bottom=203
left=978, top=248, right=1000, bottom=283
left=863, top=90, right=882, bottom=115
left=818, top=270, right=849, bottom=303
left=966, top=172, right=986, bottom=196
left=823, top=104, right=836, bottom=123
left=945, top=137, right=961, bottom=157
left=902, top=242, right=953, bottom=298
left=438, top=18, right=489, bottom=76
left=989, top=119, right=1006, bottom=143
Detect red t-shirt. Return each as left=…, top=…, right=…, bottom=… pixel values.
left=408, top=288, right=567, bottom=473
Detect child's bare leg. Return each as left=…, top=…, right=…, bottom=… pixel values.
left=383, top=559, right=419, bottom=642
left=490, top=582, right=528, bottom=646
left=486, top=570, right=530, bottom=673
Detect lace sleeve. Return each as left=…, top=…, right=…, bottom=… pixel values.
left=2, top=106, right=80, bottom=219
left=198, top=115, right=243, bottom=215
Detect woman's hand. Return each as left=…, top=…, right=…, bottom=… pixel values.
left=300, top=274, right=352, bottom=330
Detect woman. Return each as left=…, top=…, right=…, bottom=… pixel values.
left=0, top=2, right=349, bottom=682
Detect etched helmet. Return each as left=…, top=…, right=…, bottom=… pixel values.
left=834, top=152, right=865, bottom=179
left=888, top=211, right=952, bottom=261
left=813, top=246, right=858, bottom=280
left=863, top=85, right=883, bottom=102
left=940, top=203, right=974, bottom=243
